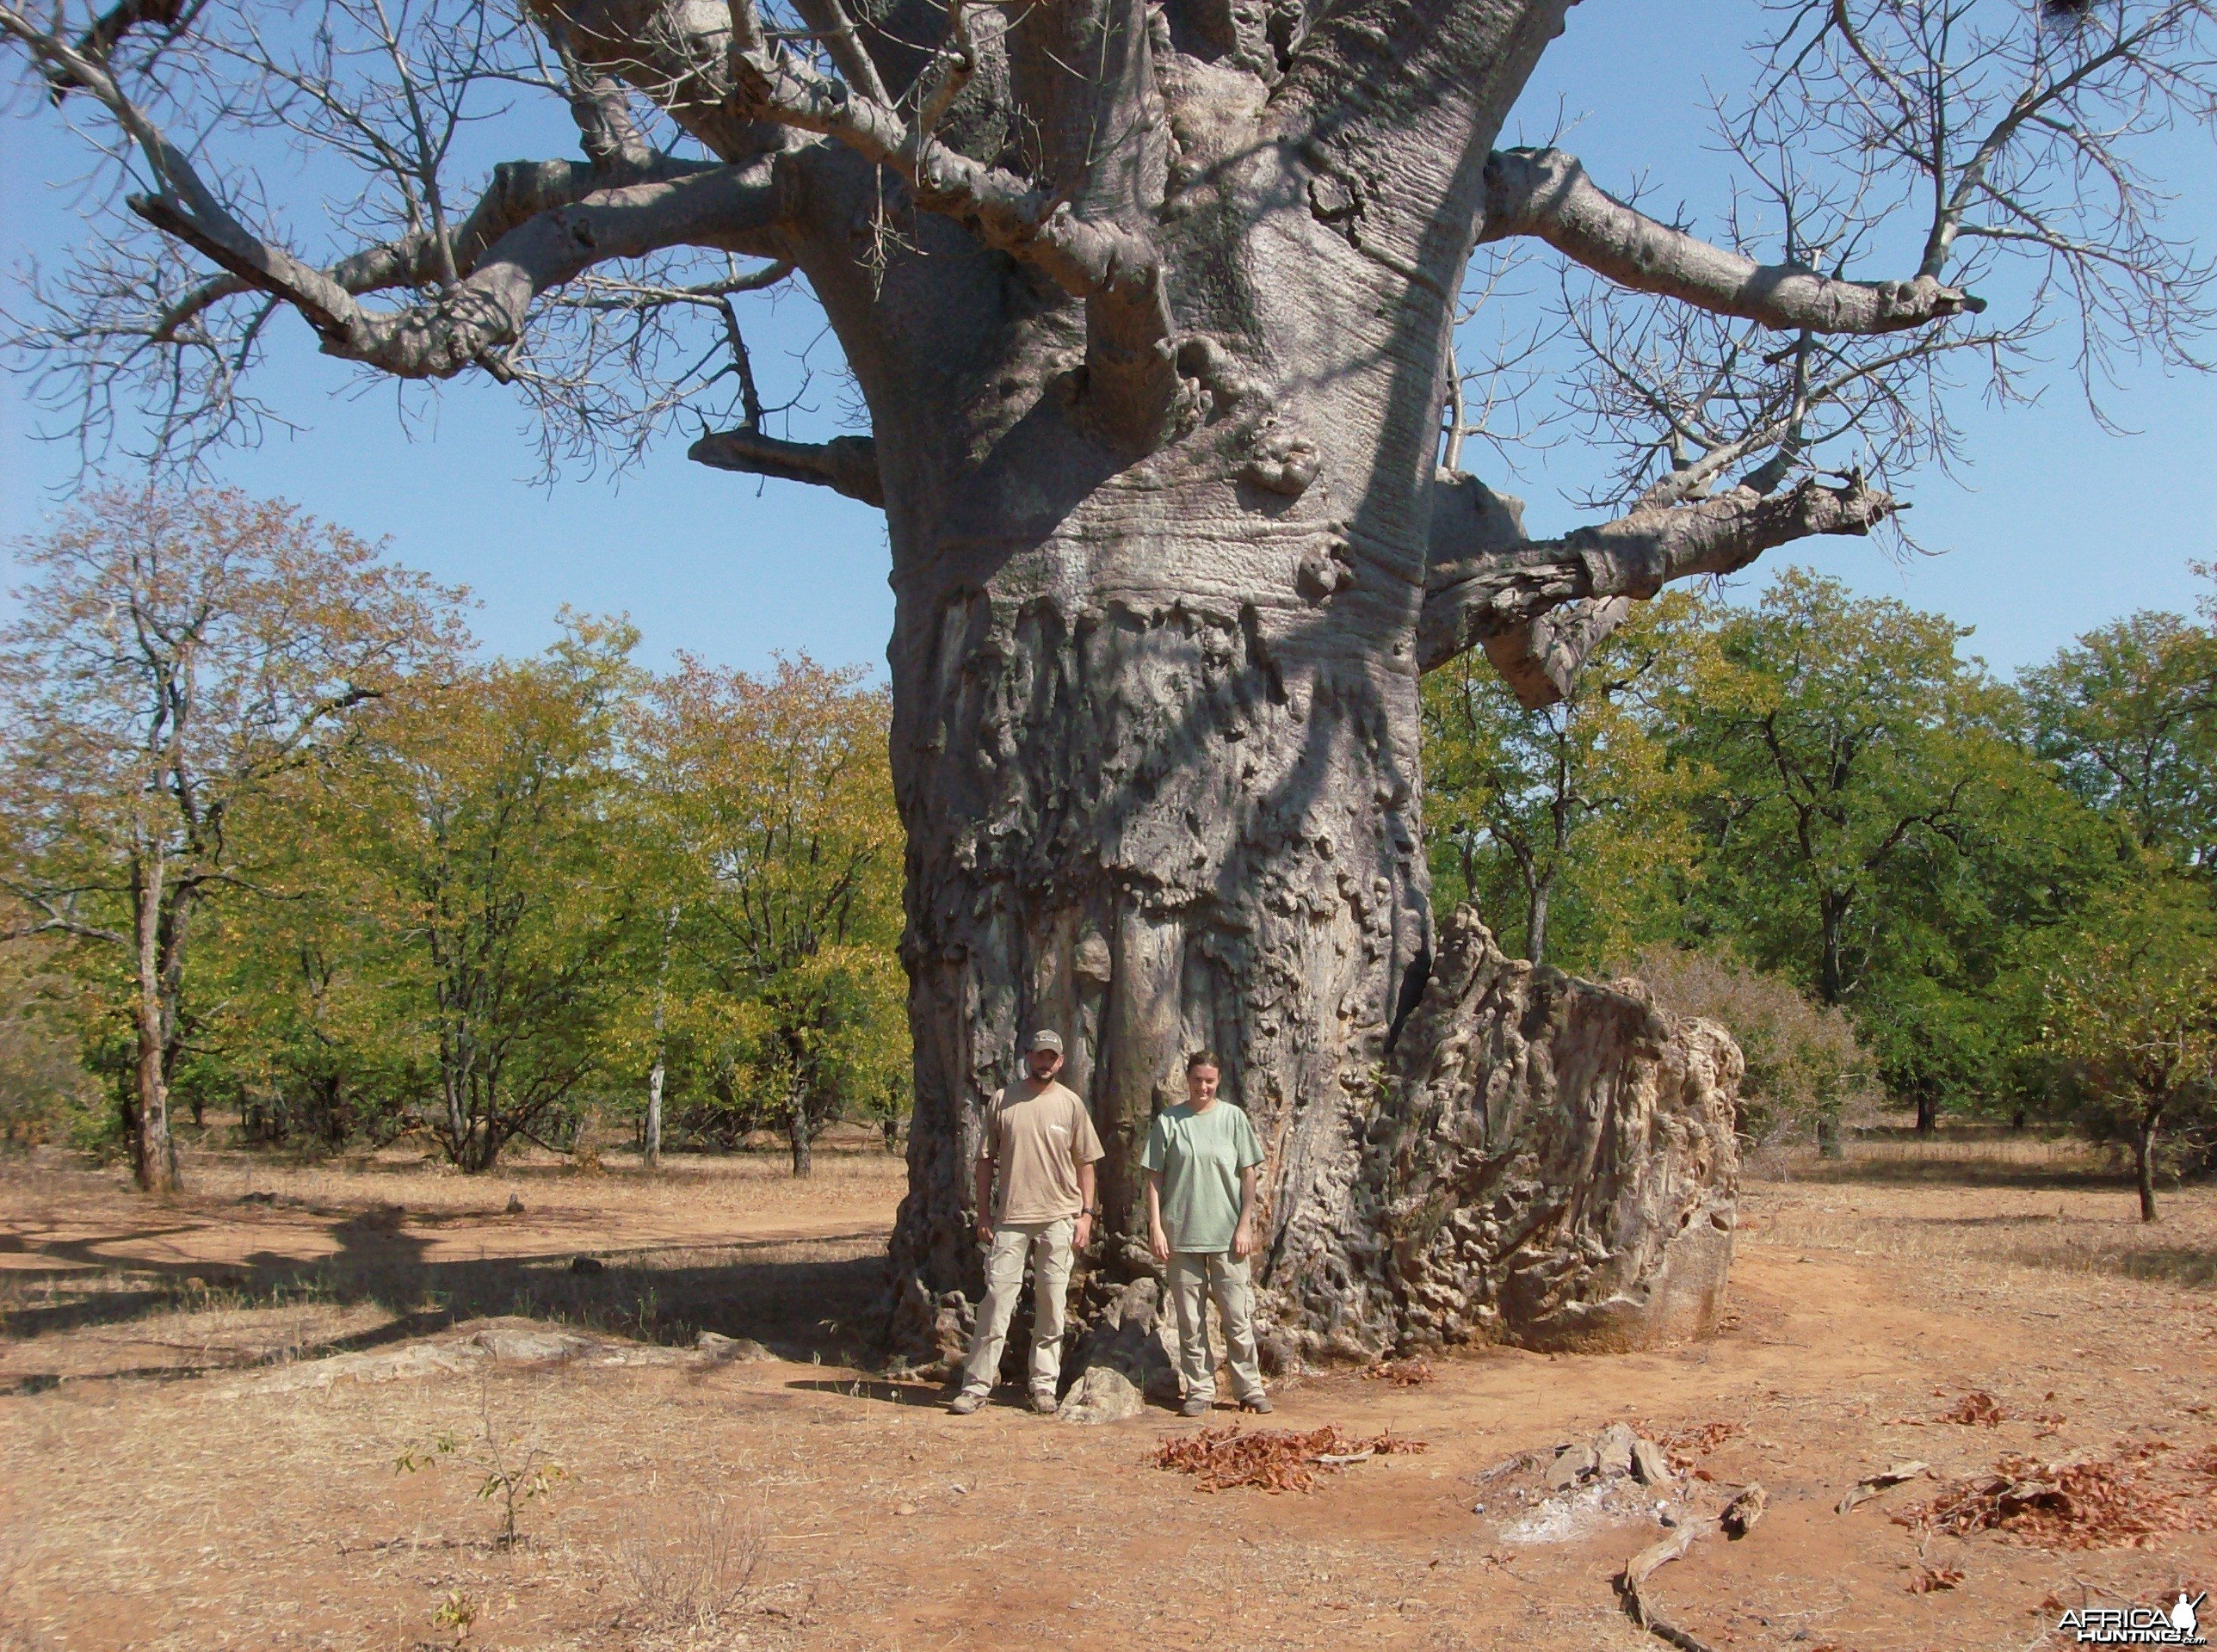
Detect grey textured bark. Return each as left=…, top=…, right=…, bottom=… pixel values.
left=849, top=0, right=1752, bottom=1374
left=1343, top=905, right=1740, bottom=1355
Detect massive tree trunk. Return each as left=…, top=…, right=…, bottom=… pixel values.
left=40, top=0, right=1967, bottom=1353
left=840, top=0, right=1750, bottom=1362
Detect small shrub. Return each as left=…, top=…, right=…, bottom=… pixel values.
left=618, top=1493, right=764, bottom=1630
left=1625, top=946, right=1873, bottom=1144
left=394, top=1382, right=566, bottom=1549
left=0, top=934, right=102, bottom=1151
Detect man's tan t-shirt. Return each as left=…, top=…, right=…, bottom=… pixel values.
left=981, top=1081, right=1105, bottom=1223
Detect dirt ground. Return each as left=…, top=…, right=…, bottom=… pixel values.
left=2, top=1131, right=2213, bottom=1652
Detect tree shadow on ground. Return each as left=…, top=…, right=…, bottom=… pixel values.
left=1997, top=1242, right=2217, bottom=1289
left=0, top=1224, right=894, bottom=1384
left=1782, top=1159, right=2140, bottom=1192
left=784, top=1375, right=948, bottom=1406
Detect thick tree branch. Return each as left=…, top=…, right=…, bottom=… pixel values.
left=727, top=40, right=1158, bottom=306
left=1479, top=147, right=1986, bottom=335
left=688, top=428, right=883, bottom=506
left=149, top=152, right=712, bottom=342
left=726, top=21, right=1175, bottom=443
left=1419, top=467, right=1897, bottom=702
left=132, top=162, right=788, bottom=379
left=1477, top=596, right=1633, bottom=712
left=3, top=6, right=790, bottom=379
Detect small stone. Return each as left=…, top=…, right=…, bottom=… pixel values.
left=1546, top=1444, right=1596, bottom=1490
left=1631, top=1438, right=1674, bottom=1487
left=1593, top=1422, right=1638, bottom=1479
left=1056, top=1364, right=1145, bottom=1425
left=695, top=1332, right=774, bottom=1363
left=504, top=1193, right=524, bottom=1215
left=569, top=1255, right=605, bottom=1274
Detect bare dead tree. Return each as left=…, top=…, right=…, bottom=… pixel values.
left=3, top=0, right=2210, bottom=1354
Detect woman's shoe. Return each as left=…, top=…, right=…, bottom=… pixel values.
left=1238, top=1395, right=1273, bottom=1415
left=1179, top=1396, right=1211, bottom=1417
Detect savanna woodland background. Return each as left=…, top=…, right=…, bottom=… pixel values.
left=4, top=484, right=2214, bottom=1221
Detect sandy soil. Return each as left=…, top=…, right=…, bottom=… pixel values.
left=2, top=1135, right=2212, bottom=1652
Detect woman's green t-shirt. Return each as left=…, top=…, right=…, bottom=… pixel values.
left=1140, top=1101, right=1265, bottom=1254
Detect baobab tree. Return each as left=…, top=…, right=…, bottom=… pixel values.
left=4, top=0, right=2212, bottom=1359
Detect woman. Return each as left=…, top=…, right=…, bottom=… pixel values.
left=1142, top=1050, right=1272, bottom=1417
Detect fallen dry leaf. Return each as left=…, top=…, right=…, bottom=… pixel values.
left=1156, top=1424, right=1428, bottom=1494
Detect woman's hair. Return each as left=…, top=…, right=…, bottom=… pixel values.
left=1185, top=1049, right=1220, bottom=1075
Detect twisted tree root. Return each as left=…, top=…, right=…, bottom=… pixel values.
left=1615, top=1485, right=1767, bottom=1652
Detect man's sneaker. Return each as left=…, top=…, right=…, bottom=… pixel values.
left=1029, top=1390, right=1059, bottom=1415
left=1179, top=1396, right=1212, bottom=1418
left=1238, top=1394, right=1274, bottom=1415
left=947, top=1392, right=983, bottom=1415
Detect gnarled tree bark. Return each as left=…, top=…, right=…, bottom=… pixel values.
left=3, top=0, right=1987, bottom=1357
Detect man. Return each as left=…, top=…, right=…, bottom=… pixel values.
left=1144, top=1049, right=1271, bottom=1417
left=948, top=1029, right=1104, bottom=1415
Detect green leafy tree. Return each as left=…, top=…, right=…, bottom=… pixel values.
left=1661, top=570, right=2104, bottom=1137
left=340, top=620, right=642, bottom=1171
left=2036, top=878, right=2217, bottom=1223
left=0, top=918, right=101, bottom=1148
left=195, top=793, right=430, bottom=1150
left=0, top=486, right=461, bottom=1189
left=1421, top=594, right=1703, bottom=970
left=1666, top=570, right=1981, bottom=1008
left=635, top=656, right=905, bottom=1175
left=2019, top=605, right=2217, bottom=865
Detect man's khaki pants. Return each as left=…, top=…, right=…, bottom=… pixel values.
left=1168, top=1250, right=1266, bottom=1405
left=956, top=1217, right=1075, bottom=1402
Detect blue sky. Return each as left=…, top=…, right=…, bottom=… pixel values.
left=4, top=0, right=2214, bottom=675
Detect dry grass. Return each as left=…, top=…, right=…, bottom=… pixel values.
left=5, top=1128, right=2217, bottom=1651
left=0, top=1146, right=906, bottom=1393
left=617, top=1492, right=766, bottom=1632
left=7, top=1135, right=909, bottom=1222
left=1742, top=1134, right=2217, bottom=1294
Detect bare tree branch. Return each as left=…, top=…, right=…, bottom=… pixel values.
left=689, top=428, right=883, bottom=505
left=1479, top=147, right=1986, bottom=335
left=129, top=162, right=789, bottom=379
left=1419, top=467, right=1898, bottom=698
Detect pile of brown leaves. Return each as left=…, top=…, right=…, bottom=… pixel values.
left=1155, top=1423, right=1428, bottom=1494
left=1652, top=1421, right=1745, bottom=1474
left=1898, top=1446, right=2206, bottom=1550
left=1941, top=1390, right=2009, bottom=1427
left=1363, top=1358, right=1435, bottom=1387
left=1936, top=1389, right=2066, bottom=1427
